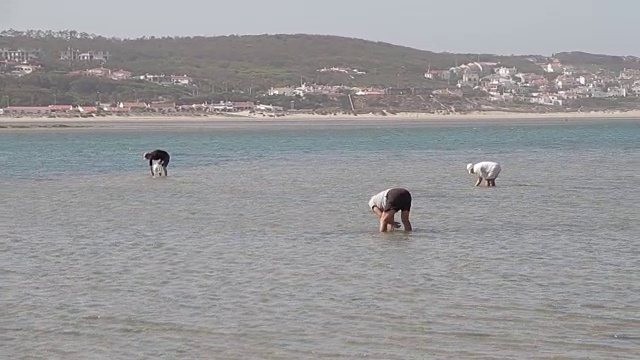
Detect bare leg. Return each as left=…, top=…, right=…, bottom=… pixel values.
left=380, top=210, right=397, bottom=233
left=401, top=210, right=412, bottom=231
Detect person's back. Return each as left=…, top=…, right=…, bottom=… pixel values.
left=368, top=189, right=390, bottom=210
left=474, top=161, right=500, bottom=179
left=145, top=150, right=169, bottom=162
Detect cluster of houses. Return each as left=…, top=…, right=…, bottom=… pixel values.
left=0, top=48, right=42, bottom=76
left=60, top=48, right=111, bottom=62
left=136, top=73, right=193, bottom=86
left=1, top=104, right=102, bottom=116
left=1, top=47, right=114, bottom=77
left=265, top=81, right=397, bottom=97
left=0, top=101, right=285, bottom=116
left=0, top=63, right=41, bottom=77
left=317, top=66, right=367, bottom=75
left=260, top=59, right=640, bottom=107
left=66, top=67, right=194, bottom=86
left=0, top=48, right=40, bottom=63
left=267, top=83, right=353, bottom=97
left=425, top=59, right=638, bottom=106
left=0, top=47, right=194, bottom=87
left=1, top=47, right=111, bottom=64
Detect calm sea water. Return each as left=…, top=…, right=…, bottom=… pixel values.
left=1, top=119, right=639, bottom=359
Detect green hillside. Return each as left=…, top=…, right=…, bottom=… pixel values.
left=2, top=30, right=639, bottom=107
left=0, top=30, right=543, bottom=88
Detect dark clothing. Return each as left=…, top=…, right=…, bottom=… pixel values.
left=384, top=188, right=412, bottom=212
left=146, top=150, right=170, bottom=167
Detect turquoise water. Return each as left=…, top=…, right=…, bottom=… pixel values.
left=2, top=121, right=639, bottom=179
left=1, top=119, right=639, bottom=359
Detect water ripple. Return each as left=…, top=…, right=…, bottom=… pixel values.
left=1, top=122, right=639, bottom=359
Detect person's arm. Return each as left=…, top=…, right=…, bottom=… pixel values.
left=372, top=206, right=400, bottom=230
left=379, top=216, right=388, bottom=232
left=379, top=211, right=397, bottom=232
left=475, top=176, right=483, bottom=187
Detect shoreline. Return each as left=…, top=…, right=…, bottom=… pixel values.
left=1, top=110, right=639, bottom=131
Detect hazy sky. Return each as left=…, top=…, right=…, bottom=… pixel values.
left=0, top=0, right=635, bottom=56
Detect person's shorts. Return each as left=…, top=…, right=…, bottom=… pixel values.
left=384, top=188, right=412, bottom=212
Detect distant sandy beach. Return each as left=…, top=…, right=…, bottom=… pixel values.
left=1, top=110, right=639, bottom=130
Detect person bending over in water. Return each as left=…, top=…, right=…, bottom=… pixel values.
left=368, top=188, right=413, bottom=232
left=467, top=161, right=501, bottom=187
left=143, top=149, right=170, bottom=176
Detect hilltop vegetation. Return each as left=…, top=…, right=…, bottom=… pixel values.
left=1, top=30, right=543, bottom=88
left=553, top=51, right=640, bottom=72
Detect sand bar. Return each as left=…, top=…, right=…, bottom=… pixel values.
left=1, top=110, right=639, bottom=131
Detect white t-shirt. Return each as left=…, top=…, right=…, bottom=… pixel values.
left=473, top=161, right=501, bottom=180
left=368, top=189, right=390, bottom=211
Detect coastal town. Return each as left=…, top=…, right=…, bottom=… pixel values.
left=3, top=44, right=640, bottom=117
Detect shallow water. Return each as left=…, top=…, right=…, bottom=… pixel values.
left=1, top=119, right=639, bottom=359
